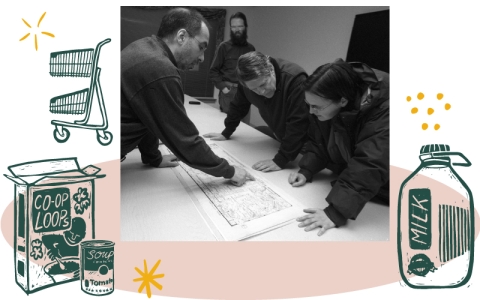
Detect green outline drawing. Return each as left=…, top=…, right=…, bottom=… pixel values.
left=80, top=240, right=115, bottom=296
left=49, top=39, right=113, bottom=146
left=397, top=144, right=474, bottom=288
left=4, top=158, right=114, bottom=295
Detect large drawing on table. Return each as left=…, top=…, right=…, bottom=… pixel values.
left=169, top=143, right=304, bottom=241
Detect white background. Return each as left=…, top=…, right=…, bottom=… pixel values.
left=1, top=1, right=479, bottom=299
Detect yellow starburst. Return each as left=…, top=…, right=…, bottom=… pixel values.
left=133, top=259, right=165, bottom=298
left=19, top=12, right=55, bottom=51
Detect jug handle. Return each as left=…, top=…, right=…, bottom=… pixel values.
left=432, top=152, right=471, bottom=167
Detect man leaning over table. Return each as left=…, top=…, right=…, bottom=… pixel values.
left=204, top=51, right=310, bottom=173
left=121, top=7, right=254, bottom=186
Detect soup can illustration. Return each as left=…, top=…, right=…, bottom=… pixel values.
left=80, top=240, right=115, bottom=295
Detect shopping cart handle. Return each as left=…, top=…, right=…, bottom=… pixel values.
left=92, top=39, right=111, bottom=63
left=98, top=38, right=111, bottom=47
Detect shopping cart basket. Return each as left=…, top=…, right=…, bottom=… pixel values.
left=49, top=38, right=112, bottom=145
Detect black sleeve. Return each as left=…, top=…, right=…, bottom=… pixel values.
left=129, top=77, right=234, bottom=178
left=221, top=85, right=252, bottom=138
left=272, top=74, right=310, bottom=168
left=298, top=117, right=330, bottom=181
left=325, top=101, right=390, bottom=226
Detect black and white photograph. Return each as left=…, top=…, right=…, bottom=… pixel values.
left=120, top=6, right=390, bottom=241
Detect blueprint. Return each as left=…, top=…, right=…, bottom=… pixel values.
left=166, top=143, right=305, bottom=241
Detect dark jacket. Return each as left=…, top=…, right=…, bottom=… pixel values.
left=121, top=35, right=234, bottom=178
left=221, top=58, right=310, bottom=168
left=209, top=40, right=256, bottom=90
left=298, top=62, right=389, bottom=227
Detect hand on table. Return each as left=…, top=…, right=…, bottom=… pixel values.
left=252, top=159, right=281, bottom=172
left=203, top=132, right=227, bottom=141
left=288, top=172, right=307, bottom=187
left=230, top=165, right=255, bottom=186
left=158, top=154, right=179, bottom=168
left=296, top=208, right=335, bottom=236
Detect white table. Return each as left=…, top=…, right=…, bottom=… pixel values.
left=121, top=95, right=389, bottom=241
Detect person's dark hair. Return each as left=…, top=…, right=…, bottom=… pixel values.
left=157, top=7, right=209, bottom=40
left=236, top=51, right=274, bottom=85
left=304, top=59, right=367, bottom=109
left=230, top=12, right=248, bottom=27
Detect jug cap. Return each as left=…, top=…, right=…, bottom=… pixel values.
left=420, top=144, right=450, bottom=154
left=419, top=144, right=471, bottom=167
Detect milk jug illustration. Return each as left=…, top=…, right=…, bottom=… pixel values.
left=398, top=144, right=474, bottom=288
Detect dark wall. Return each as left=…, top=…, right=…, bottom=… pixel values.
left=121, top=7, right=166, bottom=50
left=346, top=10, right=389, bottom=73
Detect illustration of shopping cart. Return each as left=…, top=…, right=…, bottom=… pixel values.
left=49, top=38, right=112, bottom=146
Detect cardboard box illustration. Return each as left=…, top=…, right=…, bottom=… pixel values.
left=4, top=158, right=105, bottom=294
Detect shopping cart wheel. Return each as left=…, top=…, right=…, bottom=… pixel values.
left=54, top=128, right=70, bottom=143
left=97, top=131, right=113, bottom=146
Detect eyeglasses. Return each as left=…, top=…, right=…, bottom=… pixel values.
left=304, top=99, right=334, bottom=112
left=186, top=32, right=207, bottom=52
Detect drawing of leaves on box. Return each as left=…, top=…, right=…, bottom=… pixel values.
left=73, top=187, right=91, bottom=214
left=4, top=157, right=106, bottom=295
left=31, top=239, right=44, bottom=260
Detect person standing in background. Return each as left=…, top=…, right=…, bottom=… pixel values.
left=121, top=7, right=254, bottom=186
left=209, top=12, right=255, bottom=113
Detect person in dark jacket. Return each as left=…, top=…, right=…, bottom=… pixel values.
left=209, top=12, right=255, bottom=113
left=289, top=59, right=389, bottom=235
left=204, top=51, right=310, bottom=172
left=121, top=7, right=254, bottom=186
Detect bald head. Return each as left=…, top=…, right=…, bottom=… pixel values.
left=157, top=7, right=210, bottom=42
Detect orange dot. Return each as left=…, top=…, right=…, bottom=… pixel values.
left=407, top=96, right=412, bottom=102
left=422, top=123, right=428, bottom=130
left=428, top=108, right=434, bottom=115
left=437, top=93, right=443, bottom=100
left=434, top=124, right=440, bottom=130
left=411, top=107, right=418, bottom=114
left=445, top=103, right=451, bottom=110
left=417, top=92, right=424, bottom=100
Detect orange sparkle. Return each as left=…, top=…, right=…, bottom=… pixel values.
left=37, top=12, right=46, bottom=27
left=19, top=33, right=30, bottom=41
left=22, top=18, right=31, bottom=28
left=41, top=31, right=55, bottom=37
left=19, top=12, right=55, bottom=51
left=134, top=260, right=164, bottom=298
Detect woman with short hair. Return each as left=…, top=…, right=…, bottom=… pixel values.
left=289, top=59, right=389, bottom=236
